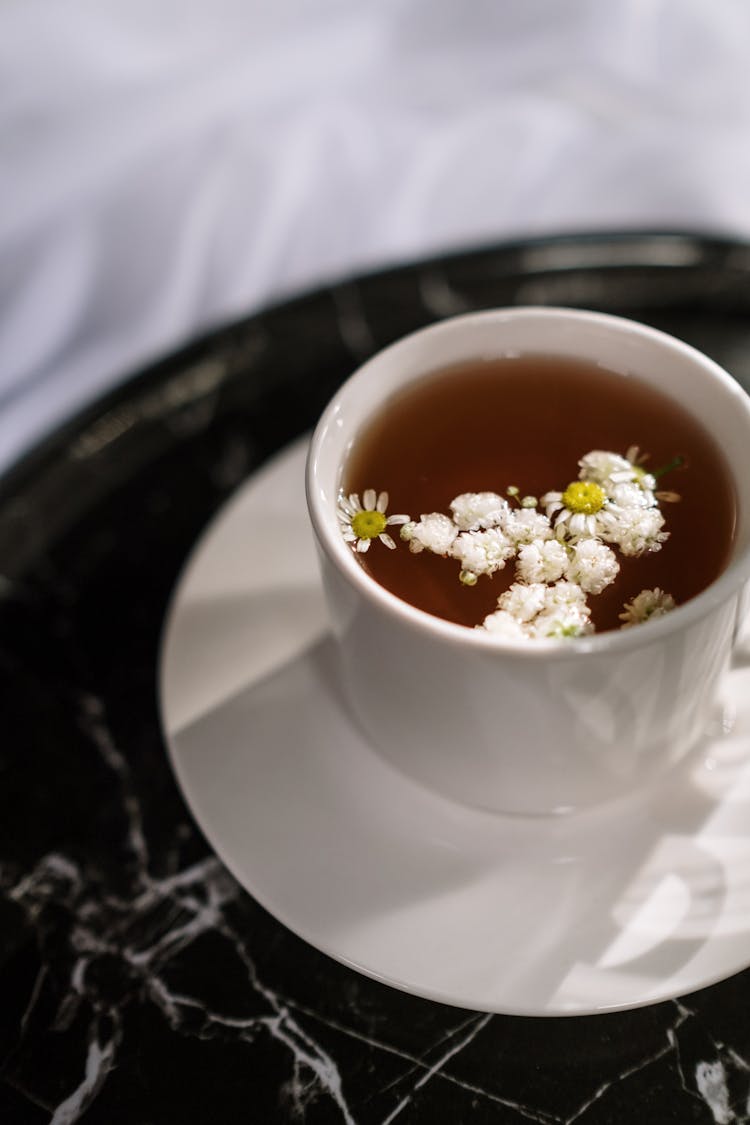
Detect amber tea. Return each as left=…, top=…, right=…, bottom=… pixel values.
left=341, top=354, right=737, bottom=634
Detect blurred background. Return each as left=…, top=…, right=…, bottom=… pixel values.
left=2, top=0, right=750, bottom=473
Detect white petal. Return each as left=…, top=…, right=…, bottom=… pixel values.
left=363, top=489, right=376, bottom=511
left=356, top=538, right=370, bottom=553
left=376, top=491, right=389, bottom=512
left=379, top=533, right=396, bottom=549
left=386, top=514, right=410, bottom=526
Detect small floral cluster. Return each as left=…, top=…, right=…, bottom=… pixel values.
left=337, top=447, right=679, bottom=639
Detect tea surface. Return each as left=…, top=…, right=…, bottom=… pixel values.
left=342, top=354, right=737, bottom=632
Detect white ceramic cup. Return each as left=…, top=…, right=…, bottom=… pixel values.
left=306, top=308, right=750, bottom=814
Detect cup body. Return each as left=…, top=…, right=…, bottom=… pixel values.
left=306, top=308, right=750, bottom=814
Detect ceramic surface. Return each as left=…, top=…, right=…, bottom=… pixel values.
left=307, top=307, right=750, bottom=813
left=4, top=233, right=750, bottom=1122
left=162, top=438, right=750, bottom=1016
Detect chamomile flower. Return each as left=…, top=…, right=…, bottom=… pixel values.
left=542, top=480, right=610, bottom=540
left=578, top=450, right=634, bottom=484
left=451, top=527, right=515, bottom=578
left=356, top=442, right=681, bottom=641
left=516, top=538, right=568, bottom=584
left=607, top=481, right=657, bottom=510
left=581, top=447, right=666, bottom=511
left=579, top=448, right=657, bottom=493
left=624, top=445, right=659, bottom=492
left=450, top=492, right=508, bottom=531
left=338, top=489, right=409, bottom=553
left=400, top=512, right=457, bottom=555
left=564, top=538, right=619, bottom=595
left=619, top=587, right=676, bottom=627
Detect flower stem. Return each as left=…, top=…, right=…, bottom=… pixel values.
left=653, top=455, right=685, bottom=480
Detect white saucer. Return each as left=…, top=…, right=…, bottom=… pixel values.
left=159, top=437, right=750, bottom=1016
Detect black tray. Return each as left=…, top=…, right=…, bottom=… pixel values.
left=2, top=232, right=750, bottom=1124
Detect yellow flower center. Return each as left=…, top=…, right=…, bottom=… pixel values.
left=561, top=480, right=606, bottom=515
left=352, top=509, right=387, bottom=539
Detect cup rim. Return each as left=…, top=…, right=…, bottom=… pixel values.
left=307, top=306, right=750, bottom=661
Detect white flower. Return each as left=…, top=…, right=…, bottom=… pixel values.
left=624, top=445, right=658, bottom=493
left=599, top=506, right=668, bottom=556
left=578, top=447, right=661, bottom=513
left=496, top=582, right=548, bottom=622
left=542, top=579, right=589, bottom=611
left=532, top=580, right=593, bottom=637
left=542, top=480, right=609, bottom=540
left=579, top=450, right=634, bottom=484
left=481, top=610, right=530, bottom=640
left=564, top=538, right=620, bottom=595
left=451, top=527, right=515, bottom=577
left=400, top=512, right=457, bottom=555
left=579, top=448, right=657, bottom=495
left=516, top=538, right=568, bottom=584
left=620, top=587, right=676, bottom=628
left=485, top=579, right=593, bottom=639
left=503, top=507, right=554, bottom=546
left=450, top=492, right=508, bottom=531
left=338, top=490, right=410, bottom=553
left=607, top=481, right=656, bottom=510
left=531, top=603, right=593, bottom=639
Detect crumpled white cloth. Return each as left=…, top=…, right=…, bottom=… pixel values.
left=2, top=0, right=750, bottom=472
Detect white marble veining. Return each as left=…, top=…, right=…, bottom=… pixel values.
left=2, top=687, right=748, bottom=1122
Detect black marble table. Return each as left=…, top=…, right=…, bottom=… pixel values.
left=3, top=232, right=750, bottom=1123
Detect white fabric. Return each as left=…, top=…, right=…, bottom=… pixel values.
left=2, top=0, right=750, bottom=471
